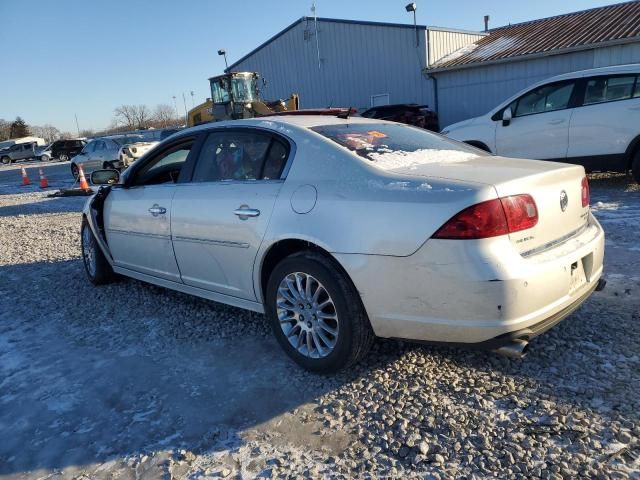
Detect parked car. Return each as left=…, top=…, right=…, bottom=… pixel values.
left=361, top=104, right=439, bottom=132
left=70, top=135, right=144, bottom=178
left=115, top=129, right=180, bottom=169
left=42, top=139, right=86, bottom=162
left=442, top=64, right=640, bottom=182
left=0, top=142, right=37, bottom=164
left=80, top=115, right=605, bottom=372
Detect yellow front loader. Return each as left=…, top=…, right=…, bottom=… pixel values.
left=187, top=72, right=299, bottom=127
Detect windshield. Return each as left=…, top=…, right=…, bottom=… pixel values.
left=210, top=74, right=258, bottom=103
left=310, top=123, right=485, bottom=170
left=231, top=75, right=258, bottom=102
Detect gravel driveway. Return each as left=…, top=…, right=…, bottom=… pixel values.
left=0, top=165, right=638, bottom=479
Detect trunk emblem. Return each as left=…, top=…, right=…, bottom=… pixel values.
left=560, top=190, right=568, bottom=212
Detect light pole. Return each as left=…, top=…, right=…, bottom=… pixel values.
left=405, top=3, right=419, bottom=47
left=218, top=49, right=228, bottom=70
left=190, top=91, right=195, bottom=108
left=172, top=96, right=179, bottom=118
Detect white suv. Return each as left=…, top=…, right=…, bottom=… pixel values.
left=442, top=64, right=640, bottom=182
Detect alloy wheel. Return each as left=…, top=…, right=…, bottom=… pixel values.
left=276, top=272, right=339, bottom=359
left=82, top=225, right=97, bottom=278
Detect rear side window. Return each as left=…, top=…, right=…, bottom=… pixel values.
left=515, top=82, right=574, bottom=116
left=584, top=76, right=636, bottom=105
left=310, top=123, right=483, bottom=170
left=193, top=131, right=289, bottom=182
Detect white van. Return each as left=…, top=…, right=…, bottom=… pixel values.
left=442, top=64, right=640, bottom=182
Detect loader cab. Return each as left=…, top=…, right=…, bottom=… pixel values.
left=209, top=72, right=261, bottom=120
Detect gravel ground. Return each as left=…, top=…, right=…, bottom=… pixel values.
left=0, top=167, right=638, bottom=479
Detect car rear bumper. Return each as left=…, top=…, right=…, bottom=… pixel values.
left=335, top=212, right=605, bottom=345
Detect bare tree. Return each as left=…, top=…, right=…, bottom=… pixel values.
left=134, top=105, right=153, bottom=129
left=113, top=105, right=138, bottom=130
left=113, top=104, right=154, bottom=130
left=0, top=119, right=10, bottom=142
left=153, top=104, right=179, bottom=128
left=31, top=124, right=62, bottom=143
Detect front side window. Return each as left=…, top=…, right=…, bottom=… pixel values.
left=310, top=123, right=483, bottom=171
left=132, top=141, right=193, bottom=186
left=515, top=82, right=574, bottom=116
left=94, top=141, right=106, bottom=152
left=584, top=76, right=636, bottom=105
left=193, top=131, right=286, bottom=182
left=211, top=77, right=231, bottom=103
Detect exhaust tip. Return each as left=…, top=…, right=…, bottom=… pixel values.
left=494, top=338, right=529, bottom=359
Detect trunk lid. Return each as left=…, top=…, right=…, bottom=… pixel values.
left=392, top=155, right=589, bottom=255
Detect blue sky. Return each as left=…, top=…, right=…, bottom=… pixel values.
left=0, top=0, right=624, bottom=132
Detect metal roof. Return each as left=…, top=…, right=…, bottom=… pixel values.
left=430, top=1, right=640, bottom=71
left=226, top=16, right=428, bottom=72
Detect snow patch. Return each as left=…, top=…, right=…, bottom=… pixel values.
left=368, top=149, right=478, bottom=171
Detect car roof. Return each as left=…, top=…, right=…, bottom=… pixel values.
left=180, top=115, right=391, bottom=138
left=546, top=63, right=640, bottom=82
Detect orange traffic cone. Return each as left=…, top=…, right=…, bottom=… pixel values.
left=39, top=168, right=49, bottom=188
left=78, top=165, right=90, bottom=190
left=21, top=167, right=31, bottom=186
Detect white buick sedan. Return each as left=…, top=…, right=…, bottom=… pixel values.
left=81, top=115, right=605, bottom=372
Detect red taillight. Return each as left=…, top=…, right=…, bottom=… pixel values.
left=433, top=194, right=538, bottom=240
left=501, top=194, right=538, bottom=232
left=581, top=176, right=590, bottom=208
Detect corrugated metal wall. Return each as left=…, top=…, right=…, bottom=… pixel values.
left=427, top=29, right=486, bottom=66
left=435, top=43, right=640, bottom=127
left=230, top=19, right=435, bottom=112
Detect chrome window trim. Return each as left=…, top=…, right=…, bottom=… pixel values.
left=520, top=223, right=589, bottom=258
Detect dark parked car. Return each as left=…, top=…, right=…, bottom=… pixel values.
left=360, top=104, right=440, bottom=132
left=45, top=139, right=86, bottom=162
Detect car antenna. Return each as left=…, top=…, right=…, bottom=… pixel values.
left=337, top=107, right=352, bottom=120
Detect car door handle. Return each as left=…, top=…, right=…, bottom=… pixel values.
left=548, top=119, right=565, bottom=125
left=148, top=204, right=167, bottom=216
left=234, top=206, right=260, bottom=219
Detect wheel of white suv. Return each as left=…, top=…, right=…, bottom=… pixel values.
left=81, top=218, right=115, bottom=285
left=265, top=251, right=375, bottom=373
left=40, top=154, right=50, bottom=162
left=1, top=156, right=10, bottom=165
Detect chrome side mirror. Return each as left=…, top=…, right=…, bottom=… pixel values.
left=502, top=107, right=513, bottom=127
left=91, top=169, right=120, bottom=185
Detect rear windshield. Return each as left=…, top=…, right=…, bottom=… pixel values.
left=310, top=123, right=484, bottom=170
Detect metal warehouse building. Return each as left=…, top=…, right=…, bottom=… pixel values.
left=228, top=1, right=640, bottom=128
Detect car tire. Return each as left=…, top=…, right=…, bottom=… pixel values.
left=71, top=163, right=79, bottom=180
left=81, top=218, right=115, bottom=285
left=59, top=153, right=69, bottom=162
left=1, top=156, right=10, bottom=165
left=265, top=251, right=375, bottom=373
left=40, top=155, right=50, bottom=162
left=632, top=150, right=640, bottom=183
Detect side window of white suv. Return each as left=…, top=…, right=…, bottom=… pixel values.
left=515, top=82, right=575, bottom=117
left=584, top=76, right=636, bottom=105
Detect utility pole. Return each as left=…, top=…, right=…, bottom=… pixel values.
left=190, top=91, right=195, bottom=108
left=74, top=113, right=81, bottom=136
left=182, top=92, right=188, bottom=124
